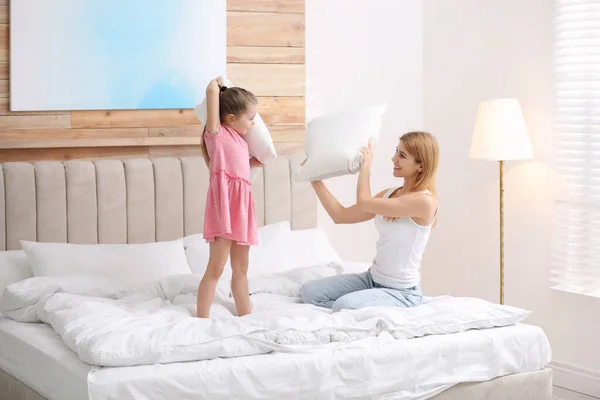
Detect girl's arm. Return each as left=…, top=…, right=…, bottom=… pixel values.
left=356, top=143, right=436, bottom=220
left=205, top=78, right=220, bottom=135
left=312, top=181, right=386, bottom=224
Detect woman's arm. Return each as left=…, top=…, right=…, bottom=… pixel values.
left=358, top=189, right=436, bottom=220
left=205, top=78, right=220, bottom=135
left=356, top=142, right=436, bottom=221
left=312, top=181, right=386, bottom=224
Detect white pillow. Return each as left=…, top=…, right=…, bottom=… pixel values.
left=183, top=233, right=228, bottom=278
left=248, top=221, right=296, bottom=277
left=21, top=240, right=191, bottom=283
left=184, top=221, right=293, bottom=279
left=194, top=76, right=277, bottom=164
left=0, top=250, right=32, bottom=295
left=296, top=104, right=388, bottom=181
left=286, top=228, right=341, bottom=268
left=183, top=224, right=341, bottom=279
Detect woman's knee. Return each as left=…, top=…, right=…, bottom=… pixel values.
left=332, top=293, right=359, bottom=313
left=300, top=280, right=323, bottom=305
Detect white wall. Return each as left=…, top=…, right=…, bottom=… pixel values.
left=308, top=0, right=600, bottom=386
left=306, top=0, right=424, bottom=262
left=422, top=0, right=600, bottom=380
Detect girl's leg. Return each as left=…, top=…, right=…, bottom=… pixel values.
left=197, top=238, right=232, bottom=318
left=230, top=242, right=251, bottom=316
left=299, top=272, right=371, bottom=309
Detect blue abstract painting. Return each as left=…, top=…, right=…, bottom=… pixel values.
left=10, top=0, right=226, bottom=111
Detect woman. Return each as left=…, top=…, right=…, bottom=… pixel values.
left=300, top=131, right=440, bottom=312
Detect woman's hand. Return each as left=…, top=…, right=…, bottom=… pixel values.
left=357, top=140, right=375, bottom=206
left=360, top=140, right=375, bottom=171
left=250, top=157, right=264, bottom=168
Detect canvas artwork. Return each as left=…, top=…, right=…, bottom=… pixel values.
left=10, top=0, right=226, bottom=111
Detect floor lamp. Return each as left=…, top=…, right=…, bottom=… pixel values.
left=469, top=98, right=534, bottom=305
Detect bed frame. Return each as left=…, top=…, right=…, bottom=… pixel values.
left=0, top=155, right=552, bottom=399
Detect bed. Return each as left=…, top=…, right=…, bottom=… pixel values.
left=0, top=155, right=552, bottom=400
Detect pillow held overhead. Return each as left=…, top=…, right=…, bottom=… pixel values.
left=194, top=76, right=277, bottom=165
left=296, top=104, right=387, bottom=182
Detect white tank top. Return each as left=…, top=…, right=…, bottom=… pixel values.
left=369, top=187, right=436, bottom=289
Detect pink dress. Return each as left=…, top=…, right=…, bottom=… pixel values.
left=203, top=125, right=258, bottom=246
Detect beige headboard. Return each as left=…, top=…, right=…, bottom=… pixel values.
left=0, top=155, right=316, bottom=251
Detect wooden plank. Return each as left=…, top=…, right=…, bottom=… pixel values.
left=258, top=96, right=305, bottom=125
left=0, top=114, right=71, bottom=130
left=274, top=142, right=304, bottom=155
left=227, top=0, right=304, bottom=14
left=0, top=98, right=69, bottom=116
left=269, top=125, right=305, bottom=143
left=149, top=145, right=203, bottom=158
left=227, top=46, right=304, bottom=64
left=228, top=64, right=304, bottom=97
left=148, top=125, right=304, bottom=144
left=0, top=6, right=8, bottom=24
left=71, top=109, right=200, bottom=129
left=227, top=12, right=304, bottom=47
left=0, top=128, right=148, bottom=140
left=0, top=147, right=149, bottom=163
left=149, top=126, right=204, bottom=137
left=0, top=25, right=7, bottom=62
left=0, top=137, right=201, bottom=149
left=0, top=62, right=7, bottom=79
left=0, top=79, right=8, bottom=98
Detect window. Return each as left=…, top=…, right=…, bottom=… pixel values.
left=551, top=0, right=600, bottom=296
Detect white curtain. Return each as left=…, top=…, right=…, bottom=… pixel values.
left=551, top=0, right=600, bottom=295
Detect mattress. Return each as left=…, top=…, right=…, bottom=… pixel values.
left=0, top=318, right=90, bottom=400
left=0, top=317, right=551, bottom=400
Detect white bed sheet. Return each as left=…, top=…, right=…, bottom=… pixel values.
left=0, top=316, right=551, bottom=400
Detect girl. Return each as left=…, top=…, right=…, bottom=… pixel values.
left=300, top=131, right=439, bottom=312
left=197, top=78, right=262, bottom=318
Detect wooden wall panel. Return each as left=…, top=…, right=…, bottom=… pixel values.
left=0, top=147, right=149, bottom=163
left=227, top=12, right=304, bottom=47
left=227, top=46, right=304, bottom=64
left=227, top=0, right=304, bottom=13
left=0, top=26, right=7, bottom=62
left=0, top=0, right=305, bottom=161
left=227, top=64, right=304, bottom=97
left=70, top=110, right=200, bottom=129
left=258, top=97, right=305, bottom=125
left=0, top=115, right=70, bottom=130
left=149, top=145, right=203, bottom=159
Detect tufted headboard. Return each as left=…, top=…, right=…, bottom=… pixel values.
left=0, top=155, right=316, bottom=251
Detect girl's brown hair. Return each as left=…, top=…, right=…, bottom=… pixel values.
left=200, top=87, right=258, bottom=166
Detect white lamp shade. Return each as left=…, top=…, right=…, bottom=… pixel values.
left=469, top=98, right=534, bottom=161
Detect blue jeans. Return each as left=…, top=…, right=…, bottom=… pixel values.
left=300, top=270, right=423, bottom=312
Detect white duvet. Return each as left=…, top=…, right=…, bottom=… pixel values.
left=0, top=263, right=530, bottom=368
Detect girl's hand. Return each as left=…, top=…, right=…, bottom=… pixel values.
left=360, top=140, right=375, bottom=170
left=250, top=157, right=264, bottom=168
left=206, top=77, right=220, bottom=94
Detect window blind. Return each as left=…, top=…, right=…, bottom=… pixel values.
left=551, top=0, right=600, bottom=296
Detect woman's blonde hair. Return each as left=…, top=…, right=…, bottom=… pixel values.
left=200, top=87, right=258, bottom=166
left=400, top=131, right=439, bottom=199
left=385, top=131, right=439, bottom=225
